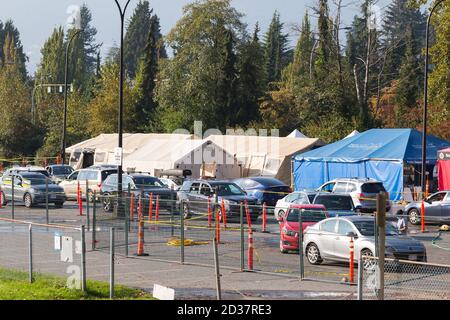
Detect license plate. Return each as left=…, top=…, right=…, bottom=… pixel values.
left=409, top=255, right=417, bottom=261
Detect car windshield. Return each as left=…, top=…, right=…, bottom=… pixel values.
left=287, top=208, right=327, bottom=222
left=212, top=183, right=245, bottom=196
left=353, top=220, right=399, bottom=236
left=315, top=195, right=354, bottom=211
left=52, top=166, right=73, bottom=175
left=23, top=177, right=54, bottom=185
left=133, top=177, right=165, bottom=188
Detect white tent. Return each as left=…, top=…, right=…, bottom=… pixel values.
left=345, top=130, right=360, bottom=139
left=208, top=135, right=324, bottom=185
left=288, top=129, right=308, bottom=138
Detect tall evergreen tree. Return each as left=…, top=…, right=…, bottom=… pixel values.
left=263, top=11, right=289, bottom=88
left=0, top=20, right=28, bottom=80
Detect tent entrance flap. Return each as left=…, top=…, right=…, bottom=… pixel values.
left=294, top=160, right=403, bottom=200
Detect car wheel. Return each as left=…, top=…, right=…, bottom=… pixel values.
left=54, top=202, right=64, bottom=208
left=24, top=193, right=33, bottom=208
left=306, top=243, right=323, bottom=265
left=280, top=240, right=288, bottom=254
left=408, top=208, right=421, bottom=225
left=183, top=203, right=191, bottom=219
left=361, top=249, right=376, bottom=271
left=103, top=193, right=113, bottom=212
left=0, top=191, right=6, bottom=205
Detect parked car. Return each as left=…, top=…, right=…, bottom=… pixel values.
left=274, top=190, right=317, bottom=220
left=4, top=166, right=50, bottom=178
left=0, top=172, right=66, bottom=208
left=317, top=178, right=391, bottom=213
left=100, top=173, right=176, bottom=212
left=178, top=179, right=261, bottom=221
left=278, top=204, right=328, bottom=253
left=233, top=177, right=291, bottom=209
left=59, top=166, right=118, bottom=200
left=303, top=216, right=427, bottom=270
left=45, top=164, right=74, bottom=183
left=159, top=177, right=181, bottom=191
left=403, top=191, right=450, bottom=225
left=313, top=193, right=360, bottom=217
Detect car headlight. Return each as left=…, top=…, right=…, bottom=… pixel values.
left=282, top=227, right=297, bottom=237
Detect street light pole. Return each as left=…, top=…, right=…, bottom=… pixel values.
left=421, top=0, right=446, bottom=197
left=115, top=0, right=132, bottom=215
left=62, top=29, right=82, bottom=165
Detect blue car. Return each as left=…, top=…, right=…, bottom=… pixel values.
left=233, top=177, right=291, bottom=208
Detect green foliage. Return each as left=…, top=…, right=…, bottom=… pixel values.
left=0, top=20, right=27, bottom=80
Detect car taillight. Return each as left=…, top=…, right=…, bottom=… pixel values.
left=359, top=193, right=365, bottom=199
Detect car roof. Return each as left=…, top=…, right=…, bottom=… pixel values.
left=19, top=172, right=47, bottom=178
left=328, top=215, right=374, bottom=222
left=288, top=204, right=326, bottom=210
left=237, top=177, right=286, bottom=186
left=327, top=177, right=380, bottom=183
left=315, top=193, right=352, bottom=198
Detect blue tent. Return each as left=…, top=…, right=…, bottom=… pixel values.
left=293, top=129, right=450, bottom=200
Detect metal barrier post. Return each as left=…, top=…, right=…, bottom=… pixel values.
left=299, top=209, right=304, bottom=280
left=125, top=184, right=130, bottom=257
left=357, top=255, right=363, bottom=300
left=11, top=180, right=14, bottom=220
left=86, top=180, right=90, bottom=231
left=110, top=227, right=115, bottom=299
left=92, top=191, right=97, bottom=251
left=240, top=202, right=244, bottom=271
left=80, top=225, right=87, bottom=292
left=180, top=200, right=185, bottom=264
left=28, top=224, right=33, bottom=283
left=45, top=178, right=49, bottom=225
left=213, top=237, right=222, bottom=300
left=171, top=186, right=175, bottom=236
left=376, top=192, right=386, bottom=300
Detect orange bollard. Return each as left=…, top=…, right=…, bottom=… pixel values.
left=207, top=197, right=212, bottom=228
left=135, top=219, right=149, bottom=256
left=138, top=194, right=143, bottom=221
left=216, top=208, right=221, bottom=244
left=0, top=187, right=2, bottom=209
left=130, top=193, right=135, bottom=221
left=421, top=200, right=425, bottom=233
left=247, top=229, right=253, bottom=270
left=262, top=202, right=267, bottom=233
left=77, top=182, right=82, bottom=216
left=155, top=195, right=159, bottom=221
left=221, top=199, right=227, bottom=229
left=148, top=194, right=153, bottom=221
left=349, top=237, right=354, bottom=283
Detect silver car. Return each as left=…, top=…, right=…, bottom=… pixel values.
left=403, top=191, right=450, bottom=225
left=303, top=216, right=427, bottom=269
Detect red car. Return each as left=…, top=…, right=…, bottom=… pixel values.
left=278, top=204, right=328, bottom=253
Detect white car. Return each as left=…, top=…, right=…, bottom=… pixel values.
left=274, top=191, right=317, bottom=220
left=159, top=177, right=181, bottom=191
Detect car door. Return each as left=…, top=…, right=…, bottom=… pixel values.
left=426, top=192, right=446, bottom=221
left=334, top=182, right=348, bottom=194
left=187, top=182, right=201, bottom=213
left=1, top=175, right=12, bottom=201
left=319, top=182, right=336, bottom=193
left=316, top=219, right=338, bottom=259
left=63, top=170, right=79, bottom=197
left=13, top=175, right=25, bottom=202
left=441, top=192, right=450, bottom=222
left=198, top=183, right=212, bottom=214
left=334, top=219, right=357, bottom=260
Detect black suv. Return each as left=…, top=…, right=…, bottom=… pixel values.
left=178, top=180, right=261, bottom=222
left=100, top=173, right=177, bottom=212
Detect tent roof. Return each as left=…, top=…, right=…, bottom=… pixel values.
left=66, top=133, right=193, bottom=154
left=208, top=135, right=324, bottom=158
left=294, top=129, right=450, bottom=163
left=288, top=129, right=308, bottom=138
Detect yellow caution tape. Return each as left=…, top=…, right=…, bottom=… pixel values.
left=166, top=237, right=209, bottom=246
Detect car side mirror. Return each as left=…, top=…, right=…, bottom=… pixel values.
left=355, top=205, right=362, bottom=212
left=346, top=231, right=357, bottom=238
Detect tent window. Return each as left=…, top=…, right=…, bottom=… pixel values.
left=70, top=151, right=81, bottom=163
left=262, top=158, right=280, bottom=175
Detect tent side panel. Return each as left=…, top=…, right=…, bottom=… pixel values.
left=437, top=160, right=450, bottom=191
left=326, top=161, right=367, bottom=181
left=293, top=160, right=328, bottom=191
left=365, top=160, right=403, bottom=201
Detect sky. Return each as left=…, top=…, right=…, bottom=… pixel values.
left=0, top=0, right=390, bottom=75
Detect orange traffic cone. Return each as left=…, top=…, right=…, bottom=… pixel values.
left=135, top=219, right=149, bottom=256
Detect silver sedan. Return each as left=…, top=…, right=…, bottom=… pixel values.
left=303, top=216, right=427, bottom=269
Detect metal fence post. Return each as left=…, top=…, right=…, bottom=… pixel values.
left=170, top=186, right=174, bottom=237
left=299, top=209, right=305, bottom=280
left=86, top=180, right=90, bottom=231
left=45, top=178, right=49, bottom=225
left=357, top=255, right=363, bottom=300
left=92, top=192, right=97, bottom=251
left=28, top=224, right=33, bottom=283
left=213, top=237, right=222, bottom=300
left=125, top=184, right=131, bottom=257
left=240, top=202, right=244, bottom=272
left=80, top=225, right=86, bottom=292
left=110, top=227, right=115, bottom=299
left=376, top=192, right=386, bottom=300
left=180, top=200, right=185, bottom=264
left=11, top=179, right=14, bottom=220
